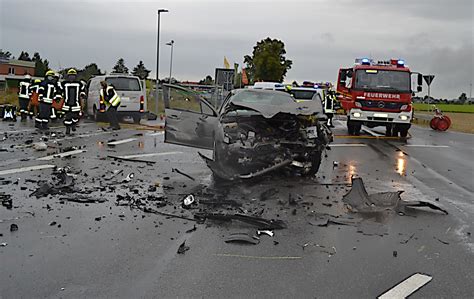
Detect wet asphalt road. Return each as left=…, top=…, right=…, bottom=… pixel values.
left=0, top=118, right=473, bottom=298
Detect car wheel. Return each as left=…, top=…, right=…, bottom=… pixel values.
left=305, top=151, right=322, bottom=177
left=133, top=115, right=141, bottom=124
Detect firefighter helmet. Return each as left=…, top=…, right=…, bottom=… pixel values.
left=67, top=68, right=77, bottom=75
left=45, top=70, right=55, bottom=76
left=24, top=74, right=32, bottom=80
left=34, top=79, right=41, bottom=83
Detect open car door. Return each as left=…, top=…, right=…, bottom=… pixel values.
left=163, top=84, right=218, bottom=150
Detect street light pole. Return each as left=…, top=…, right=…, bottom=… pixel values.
left=166, top=40, right=174, bottom=84
left=155, top=9, right=168, bottom=115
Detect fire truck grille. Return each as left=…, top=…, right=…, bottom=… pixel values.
left=359, top=100, right=404, bottom=110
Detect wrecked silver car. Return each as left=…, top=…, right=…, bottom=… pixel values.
left=163, top=84, right=332, bottom=180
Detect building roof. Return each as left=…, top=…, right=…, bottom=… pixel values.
left=0, top=59, right=36, bottom=68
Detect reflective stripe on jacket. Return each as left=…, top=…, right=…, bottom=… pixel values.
left=19, top=81, right=31, bottom=99
left=100, top=86, right=121, bottom=107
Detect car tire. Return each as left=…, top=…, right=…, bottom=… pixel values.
left=305, top=151, right=322, bottom=177
left=133, top=115, right=141, bottom=124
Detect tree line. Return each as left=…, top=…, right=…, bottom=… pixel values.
left=2, top=37, right=294, bottom=86
left=0, top=49, right=152, bottom=81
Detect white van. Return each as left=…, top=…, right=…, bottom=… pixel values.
left=86, top=74, right=146, bottom=124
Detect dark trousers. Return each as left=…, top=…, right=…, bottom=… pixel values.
left=19, top=98, right=29, bottom=119
left=36, top=102, right=51, bottom=129
left=64, top=110, right=80, bottom=133
left=326, top=113, right=334, bottom=127
left=107, top=105, right=120, bottom=129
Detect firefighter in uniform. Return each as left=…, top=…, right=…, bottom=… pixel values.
left=28, top=79, right=41, bottom=118
left=100, top=80, right=121, bottom=130
left=323, top=85, right=338, bottom=128
left=50, top=73, right=62, bottom=122
left=36, top=70, right=57, bottom=130
left=18, top=74, right=32, bottom=121
left=58, top=69, right=86, bottom=135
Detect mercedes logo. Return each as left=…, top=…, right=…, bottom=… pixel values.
left=377, top=101, right=385, bottom=108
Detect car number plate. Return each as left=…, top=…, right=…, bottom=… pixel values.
left=373, top=113, right=389, bottom=118
left=306, top=126, right=318, bottom=138
left=121, top=97, right=130, bottom=101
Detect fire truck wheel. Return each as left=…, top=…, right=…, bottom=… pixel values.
left=354, top=123, right=361, bottom=135
left=430, top=118, right=440, bottom=130
left=347, top=120, right=355, bottom=135
left=436, top=118, right=450, bottom=131
left=385, top=124, right=395, bottom=136
left=399, top=128, right=409, bottom=138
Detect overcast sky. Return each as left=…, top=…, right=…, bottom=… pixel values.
left=1, top=0, right=473, bottom=98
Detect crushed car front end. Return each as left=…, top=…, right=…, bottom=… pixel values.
left=201, top=90, right=332, bottom=180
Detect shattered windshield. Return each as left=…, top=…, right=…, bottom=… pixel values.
left=354, top=70, right=410, bottom=92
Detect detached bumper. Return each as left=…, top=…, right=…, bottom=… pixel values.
left=349, top=109, right=412, bottom=124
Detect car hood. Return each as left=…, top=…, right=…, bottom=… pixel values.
left=227, top=99, right=324, bottom=118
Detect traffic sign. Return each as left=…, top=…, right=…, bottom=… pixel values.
left=423, top=75, right=435, bottom=86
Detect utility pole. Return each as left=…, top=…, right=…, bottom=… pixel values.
left=166, top=40, right=174, bottom=84
left=155, top=9, right=169, bottom=115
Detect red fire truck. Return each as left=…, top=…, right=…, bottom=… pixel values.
left=336, top=58, right=423, bottom=137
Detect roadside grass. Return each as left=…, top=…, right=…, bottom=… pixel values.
left=414, top=111, right=474, bottom=134
left=413, top=103, right=474, bottom=113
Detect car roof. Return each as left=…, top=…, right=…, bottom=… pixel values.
left=90, top=74, right=141, bottom=81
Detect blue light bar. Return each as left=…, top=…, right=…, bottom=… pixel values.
left=361, top=58, right=371, bottom=65
left=397, top=59, right=405, bottom=66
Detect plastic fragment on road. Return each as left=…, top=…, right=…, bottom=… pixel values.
left=225, top=233, right=260, bottom=245
left=172, top=168, right=195, bottom=181
left=60, top=195, right=106, bottom=204
left=123, top=173, right=135, bottom=183
left=0, top=242, right=7, bottom=247
left=177, top=240, right=190, bottom=254
left=378, top=273, right=432, bottom=299
left=33, top=142, right=47, bottom=151
left=182, top=194, right=195, bottom=208
left=257, top=230, right=274, bottom=237
left=107, top=155, right=156, bottom=164
left=10, top=223, right=18, bottom=232
left=1, top=193, right=12, bottom=209
left=185, top=225, right=197, bottom=233
left=194, top=212, right=287, bottom=230
left=343, top=177, right=448, bottom=215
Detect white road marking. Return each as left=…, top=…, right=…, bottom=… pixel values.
left=117, top=151, right=182, bottom=159
left=107, top=138, right=137, bottom=146
left=0, top=122, right=95, bottom=135
left=403, top=144, right=449, bottom=148
left=378, top=273, right=432, bottom=299
left=362, top=126, right=385, bottom=137
left=0, top=164, right=56, bottom=176
left=329, top=143, right=367, bottom=147
left=147, top=132, right=164, bottom=136
left=55, top=130, right=114, bottom=142
left=37, top=149, right=87, bottom=161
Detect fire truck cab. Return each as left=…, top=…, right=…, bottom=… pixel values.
left=337, top=58, right=422, bottom=137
